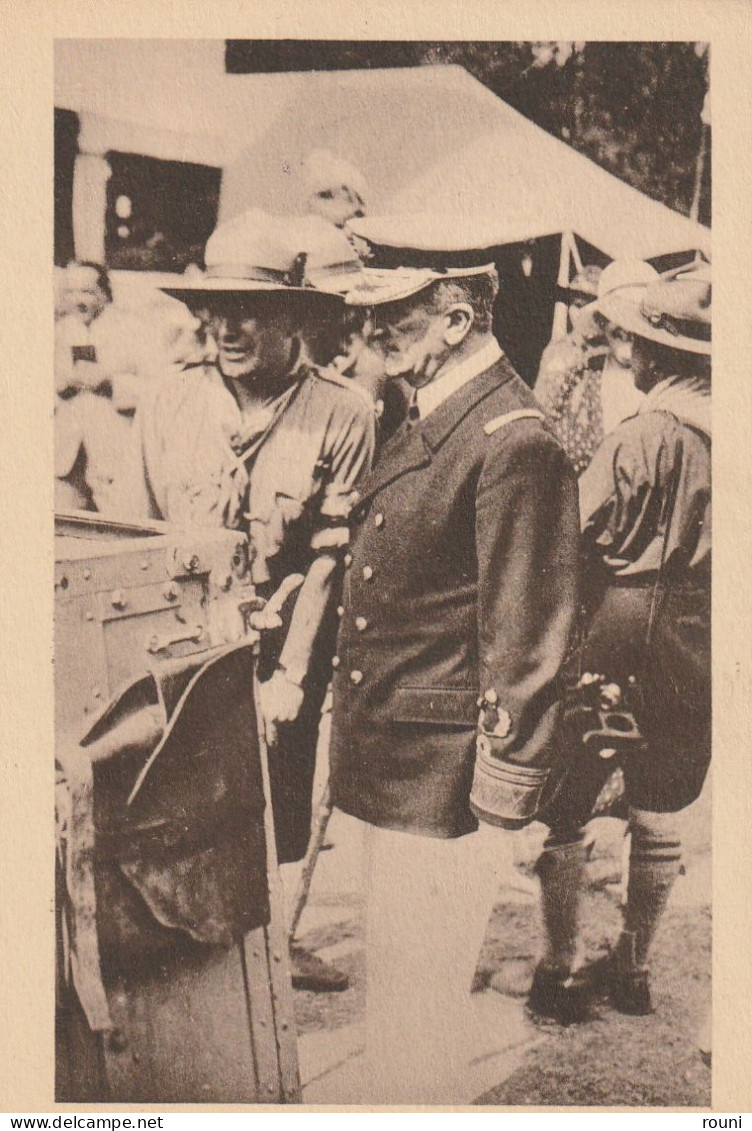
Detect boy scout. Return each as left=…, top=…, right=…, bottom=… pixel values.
left=115, top=210, right=376, bottom=991
left=531, top=262, right=712, bottom=1023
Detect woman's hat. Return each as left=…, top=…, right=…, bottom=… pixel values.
left=597, top=260, right=711, bottom=355
left=159, top=209, right=343, bottom=301
left=592, top=258, right=660, bottom=312
left=572, top=258, right=659, bottom=336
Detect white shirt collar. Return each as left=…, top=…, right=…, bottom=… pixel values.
left=415, top=338, right=503, bottom=420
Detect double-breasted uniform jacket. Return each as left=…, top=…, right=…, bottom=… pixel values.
left=329, top=353, right=581, bottom=838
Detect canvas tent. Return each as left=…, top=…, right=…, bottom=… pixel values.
left=216, top=62, right=709, bottom=375
left=55, top=40, right=710, bottom=258
left=55, top=41, right=710, bottom=378
left=219, top=63, right=709, bottom=263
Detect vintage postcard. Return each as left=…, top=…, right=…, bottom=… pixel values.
left=1, top=0, right=751, bottom=1116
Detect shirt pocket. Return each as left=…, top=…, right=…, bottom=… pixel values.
left=248, top=442, right=319, bottom=522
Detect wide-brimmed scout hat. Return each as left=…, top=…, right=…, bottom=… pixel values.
left=159, top=209, right=344, bottom=302
left=596, top=260, right=711, bottom=355
left=344, top=213, right=500, bottom=307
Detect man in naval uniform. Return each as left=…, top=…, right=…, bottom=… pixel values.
left=328, top=216, right=581, bottom=1103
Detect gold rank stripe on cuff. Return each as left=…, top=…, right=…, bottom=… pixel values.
left=483, top=409, right=546, bottom=435
left=470, top=752, right=551, bottom=826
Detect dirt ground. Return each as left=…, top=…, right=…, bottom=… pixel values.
left=292, top=779, right=711, bottom=1108
left=475, top=871, right=711, bottom=1106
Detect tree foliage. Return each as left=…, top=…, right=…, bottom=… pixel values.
left=415, top=42, right=710, bottom=222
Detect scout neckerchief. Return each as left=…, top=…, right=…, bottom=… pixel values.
left=216, top=368, right=308, bottom=528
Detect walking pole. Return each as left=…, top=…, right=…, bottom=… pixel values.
left=248, top=640, right=302, bottom=1101
left=248, top=571, right=333, bottom=943
left=288, top=782, right=334, bottom=942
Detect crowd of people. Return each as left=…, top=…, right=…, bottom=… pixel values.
left=54, top=152, right=712, bottom=1103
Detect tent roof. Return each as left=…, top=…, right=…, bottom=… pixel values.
left=219, top=64, right=709, bottom=260
left=383, top=72, right=710, bottom=260
left=56, top=41, right=709, bottom=261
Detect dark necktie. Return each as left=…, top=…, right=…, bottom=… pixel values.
left=407, top=390, right=420, bottom=429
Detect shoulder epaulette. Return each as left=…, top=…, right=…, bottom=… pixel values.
left=483, top=409, right=546, bottom=436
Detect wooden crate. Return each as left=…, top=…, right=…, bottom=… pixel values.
left=55, top=512, right=300, bottom=1103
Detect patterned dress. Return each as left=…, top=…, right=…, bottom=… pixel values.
left=535, top=332, right=609, bottom=475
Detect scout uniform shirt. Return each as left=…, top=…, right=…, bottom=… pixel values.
left=114, top=359, right=376, bottom=866
left=55, top=392, right=135, bottom=514
left=579, top=373, right=711, bottom=579
left=115, top=361, right=376, bottom=587
left=570, top=373, right=711, bottom=812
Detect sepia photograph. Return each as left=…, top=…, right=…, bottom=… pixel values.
left=48, top=35, right=715, bottom=1109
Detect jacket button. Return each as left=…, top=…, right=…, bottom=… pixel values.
left=362, top=566, right=373, bottom=580
left=332, top=655, right=340, bottom=669
left=349, top=670, right=363, bottom=685
left=355, top=616, right=368, bottom=632
left=337, top=605, right=345, bottom=618
left=374, top=512, right=385, bottom=528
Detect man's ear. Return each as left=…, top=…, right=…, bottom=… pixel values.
left=443, top=303, right=474, bottom=347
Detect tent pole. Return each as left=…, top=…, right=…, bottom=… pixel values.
left=690, top=123, right=709, bottom=225
left=551, top=231, right=572, bottom=342
left=568, top=230, right=584, bottom=275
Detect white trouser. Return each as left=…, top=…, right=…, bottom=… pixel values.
left=360, top=819, right=511, bottom=1105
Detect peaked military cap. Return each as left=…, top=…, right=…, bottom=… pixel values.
left=345, top=213, right=499, bottom=307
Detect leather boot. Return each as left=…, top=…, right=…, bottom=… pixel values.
left=529, top=837, right=593, bottom=1023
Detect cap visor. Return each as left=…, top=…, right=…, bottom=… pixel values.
left=345, top=264, right=495, bottom=307
left=345, top=274, right=436, bottom=307
left=159, top=278, right=338, bottom=300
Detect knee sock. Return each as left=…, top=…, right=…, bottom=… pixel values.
left=536, top=835, right=587, bottom=974
left=620, top=807, right=682, bottom=970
